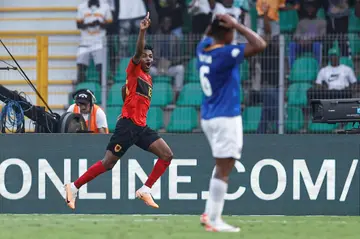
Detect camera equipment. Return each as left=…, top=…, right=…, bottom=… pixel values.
left=310, top=98, right=360, bottom=134
left=0, top=39, right=87, bottom=133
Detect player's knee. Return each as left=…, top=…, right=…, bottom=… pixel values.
left=102, top=152, right=119, bottom=170
left=214, top=172, right=229, bottom=182
left=162, top=150, right=173, bottom=162
left=101, top=158, right=116, bottom=170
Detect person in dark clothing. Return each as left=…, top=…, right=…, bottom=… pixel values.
left=289, top=1, right=326, bottom=67
left=256, top=41, right=279, bottom=134
left=296, top=0, right=321, bottom=19
left=106, top=0, right=119, bottom=86
left=321, top=0, right=354, bottom=57
left=154, top=0, right=186, bottom=36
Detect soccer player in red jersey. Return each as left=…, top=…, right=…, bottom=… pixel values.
left=64, top=12, right=173, bottom=210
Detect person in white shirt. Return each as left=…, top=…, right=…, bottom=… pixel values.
left=188, top=0, right=226, bottom=34
left=101, top=0, right=117, bottom=85
left=67, top=89, right=109, bottom=134
left=76, top=0, right=113, bottom=84
left=308, top=48, right=357, bottom=101
left=118, top=0, right=147, bottom=56
left=222, top=0, right=242, bottom=43
left=223, top=0, right=241, bottom=20
left=101, top=0, right=115, bottom=11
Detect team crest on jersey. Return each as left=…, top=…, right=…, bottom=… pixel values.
left=114, top=144, right=122, bottom=152
left=231, top=48, right=241, bottom=58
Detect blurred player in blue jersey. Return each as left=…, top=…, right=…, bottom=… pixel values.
left=196, top=14, right=266, bottom=232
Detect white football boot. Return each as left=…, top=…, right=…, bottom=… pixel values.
left=205, top=219, right=241, bottom=233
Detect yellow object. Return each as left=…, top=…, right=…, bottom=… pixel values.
left=0, top=30, right=79, bottom=36
left=256, top=0, right=286, bottom=21
left=0, top=7, right=76, bottom=12
left=0, top=17, right=75, bottom=21
left=36, top=36, right=49, bottom=107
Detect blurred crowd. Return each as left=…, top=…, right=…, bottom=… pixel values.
left=74, top=0, right=360, bottom=133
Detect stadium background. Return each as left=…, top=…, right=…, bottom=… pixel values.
left=1, top=0, right=360, bottom=134
left=0, top=1, right=360, bottom=238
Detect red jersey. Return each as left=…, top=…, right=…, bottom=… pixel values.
left=121, top=59, right=152, bottom=127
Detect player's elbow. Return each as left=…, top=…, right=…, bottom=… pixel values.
left=256, top=39, right=267, bottom=52
left=250, top=41, right=267, bottom=56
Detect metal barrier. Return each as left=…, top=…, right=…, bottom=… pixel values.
left=75, top=33, right=359, bottom=134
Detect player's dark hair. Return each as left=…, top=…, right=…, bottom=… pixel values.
left=210, top=18, right=232, bottom=40
left=144, top=44, right=153, bottom=53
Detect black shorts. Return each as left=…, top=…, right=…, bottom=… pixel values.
left=106, top=118, right=160, bottom=158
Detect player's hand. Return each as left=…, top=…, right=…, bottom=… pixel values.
left=140, top=12, right=151, bottom=30
left=216, top=14, right=237, bottom=29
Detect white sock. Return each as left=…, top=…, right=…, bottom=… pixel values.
left=207, top=178, right=227, bottom=224
left=204, top=166, right=217, bottom=215
left=139, top=185, right=151, bottom=193
left=71, top=182, right=78, bottom=192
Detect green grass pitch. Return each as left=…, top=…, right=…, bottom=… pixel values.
left=0, top=215, right=359, bottom=239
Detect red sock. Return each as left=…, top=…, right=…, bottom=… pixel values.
left=145, top=159, right=171, bottom=188
left=74, top=160, right=107, bottom=189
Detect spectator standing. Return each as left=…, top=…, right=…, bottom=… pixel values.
left=223, top=0, right=241, bottom=19
left=254, top=4, right=280, bottom=133
left=154, top=0, right=186, bottom=37
left=118, top=0, right=148, bottom=56
left=254, top=1, right=297, bottom=133
left=235, top=0, right=252, bottom=30
left=188, top=0, right=226, bottom=54
left=188, top=0, right=226, bottom=34
left=296, top=0, right=320, bottom=19
left=101, top=0, right=116, bottom=12
left=150, top=16, right=186, bottom=105
left=76, top=0, right=113, bottom=84
left=209, top=0, right=227, bottom=19
left=222, top=0, right=242, bottom=42
left=256, top=0, right=286, bottom=38
left=289, top=2, right=326, bottom=67
left=188, top=0, right=212, bottom=34
left=101, top=0, right=118, bottom=85
left=321, top=0, right=352, bottom=57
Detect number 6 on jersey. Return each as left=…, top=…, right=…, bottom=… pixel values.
left=199, top=65, right=212, bottom=97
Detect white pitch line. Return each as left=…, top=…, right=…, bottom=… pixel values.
left=235, top=220, right=349, bottom=224
left=1, top=214, right=358, bottom=217
left=0, top=217, right=354, bottom=225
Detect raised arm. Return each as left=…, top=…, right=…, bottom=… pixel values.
left=133, top=12, right=151, bottom=64
left=235, top=24, right=267, bottom=57
left=217, top=14, right=267, bottom=57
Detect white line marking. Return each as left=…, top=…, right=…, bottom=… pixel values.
left=340, top=159, right=358, bottom=202
left=0, top=214, right=359, bottom=217
left=0, top=215, right=357, bottom=225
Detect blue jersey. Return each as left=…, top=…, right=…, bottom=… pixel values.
left=196, top=37, right=245, bottom=120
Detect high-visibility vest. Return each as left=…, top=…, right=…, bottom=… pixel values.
left=73, top=104, right=109, bottom=133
